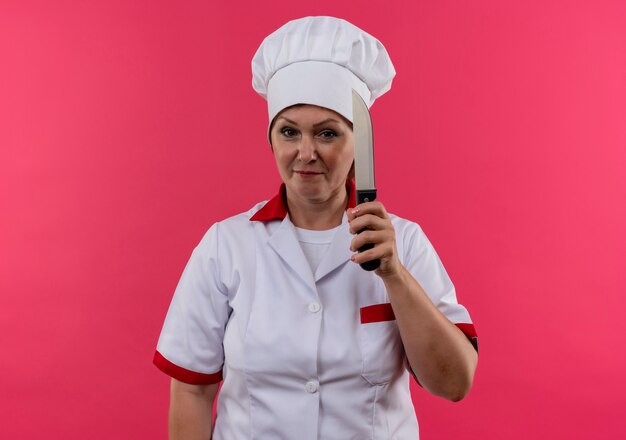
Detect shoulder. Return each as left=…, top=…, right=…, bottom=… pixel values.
left=188, top=200, right=274, bottom=285
left=218, top=201, right=267, bottom=228
left=215, top=200, right=277, bottom=232
left=195, top=200, right=274, bottom=249
left=387, top=212, right=433, bottom=263
left=388, top=212, right=425, bottom=241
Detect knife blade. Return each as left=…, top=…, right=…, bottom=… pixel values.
left=352, top=89, right=381, bottom=271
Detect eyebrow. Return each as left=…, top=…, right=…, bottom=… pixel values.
left=276, top=117, right=341, bottom=127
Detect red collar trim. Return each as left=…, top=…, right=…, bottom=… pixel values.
left=250, top=180, right=357, bottom=222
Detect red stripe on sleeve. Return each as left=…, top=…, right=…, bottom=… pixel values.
left=360, top=303, right=396, bottom=324
left=455, top=323, right=479, bottom=353
left=407, top=323, right=479, bottom=385
left=153, top=351, right=223, bottom=385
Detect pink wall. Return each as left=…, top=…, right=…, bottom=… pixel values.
left=1, top=1, right=625, bottom=438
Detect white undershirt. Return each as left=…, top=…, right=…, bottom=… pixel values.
left=294, top=225, right=341, bottom=274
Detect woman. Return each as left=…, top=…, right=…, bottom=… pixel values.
left=154, top=16, right=478, bottom=439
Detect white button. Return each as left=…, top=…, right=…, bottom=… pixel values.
left=305, top=381, right=318, bottom=393
left=308, top=302, right=321, bottom=313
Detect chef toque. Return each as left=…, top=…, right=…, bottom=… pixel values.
left=252, top=16, right=396, bottom=135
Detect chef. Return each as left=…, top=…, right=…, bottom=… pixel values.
left=154, top=16, right=478, bottom=440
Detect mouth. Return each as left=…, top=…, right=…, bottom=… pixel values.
left=294, top=170, right=323, bottom=176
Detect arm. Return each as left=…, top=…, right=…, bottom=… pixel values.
left=169, top=378, right=220, bottom=440
left=348, top=202, right=477, bottom=402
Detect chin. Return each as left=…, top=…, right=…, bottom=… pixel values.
left=290, top=182, right=326, bottom=201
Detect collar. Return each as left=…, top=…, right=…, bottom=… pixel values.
left=250, top=179, right=357, bottom=222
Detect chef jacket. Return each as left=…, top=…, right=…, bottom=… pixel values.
left=154, top=183, right=478, bottom=439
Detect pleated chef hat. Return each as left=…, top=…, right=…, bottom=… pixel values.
left=252, top=16, right=396, bottom=133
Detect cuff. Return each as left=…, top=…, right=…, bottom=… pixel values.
left=455, top=323, right=479, bottom=353
left=153, top=351, right=223, bottom=385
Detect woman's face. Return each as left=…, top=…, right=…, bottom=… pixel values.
left=270, top=104, right=354, bottom=205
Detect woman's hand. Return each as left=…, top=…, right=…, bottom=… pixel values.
left=347, top=201, right=401, bottom=278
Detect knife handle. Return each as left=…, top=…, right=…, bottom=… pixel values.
left=357, top=242, right=380, bottom=271
left=356, top=190, right=377, bottom=205
left=356, top=190, right=381, bottom=271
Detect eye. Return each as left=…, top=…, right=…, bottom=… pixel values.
left=280, top=127, right=298, bottom=138
left=318, top=129, right=338, bottom=139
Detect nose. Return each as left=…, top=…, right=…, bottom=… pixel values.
left=297, top=136, right=317, bottom=162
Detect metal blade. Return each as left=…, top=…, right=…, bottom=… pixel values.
left=352, top=90, right=376, bottom=198
left=352, top=89, right=380, bottom=271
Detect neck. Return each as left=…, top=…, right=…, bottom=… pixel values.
left=285, top=187, right=348, bottom=230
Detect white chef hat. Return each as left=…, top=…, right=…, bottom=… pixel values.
left=252, top=16, right=396, bottom=134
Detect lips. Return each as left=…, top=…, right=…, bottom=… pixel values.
left=294, top=170, right=323, bottom=176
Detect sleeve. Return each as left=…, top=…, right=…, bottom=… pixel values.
left=153, top=223, right=231, bottom=384
left=400, top=221, right=478, bottom=353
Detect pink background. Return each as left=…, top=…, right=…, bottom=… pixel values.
left=1, top=1, right=625, bottom=438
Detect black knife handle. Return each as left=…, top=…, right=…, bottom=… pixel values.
left=356, top=189, right=380, bottom=271
left=356, top=190, right=377, bottom=205
left=357, top=242, right=380, bottom=271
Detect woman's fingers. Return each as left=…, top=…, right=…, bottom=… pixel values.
left=347, top=201, right=389, bottom=222
left=350, top=239, right=393, bottom=263
left=347, top=200, right=402, bottom=275
left=348, top=213, right=390, bottom=236
left=349, top=228, right=392, bottom=252
left=348, top=201, right=390, bottom=232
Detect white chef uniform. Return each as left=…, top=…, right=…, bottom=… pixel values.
left=154, top=181, right=478, bottom=439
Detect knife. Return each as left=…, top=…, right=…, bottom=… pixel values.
left=352, top=89, right=381, bottom=271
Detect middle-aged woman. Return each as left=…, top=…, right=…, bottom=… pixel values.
left=154, top=16, right=478, bottom=439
